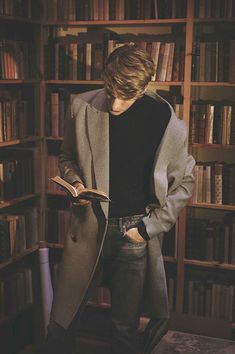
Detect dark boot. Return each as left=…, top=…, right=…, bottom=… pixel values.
left=41, top=321, right=73, bottom=354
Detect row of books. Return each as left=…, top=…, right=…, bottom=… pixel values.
left=0, top=0, right=41, bottom=19
left=0, top=207, right=39, bottom=262
left=44, top=0, right=187, bottom=21
left=0, top=266, right=33, bottom=318
left=0, top=40, right=37, bottom=80
left=0, top=98, right=33, bottom=142
left=192, top=161, right=235, bottom=205
left=45, top=33, right=185, bottom=81
left=138, top=39, right=184, bottom=82
left=3, top=0, right=234, bottom=22
left=0, top=149, right=37, bottom=201
left=189, top=101, right=235, bottom=145
left=186, top=215, right=235, bottom=264
left=194, top=0, right=235, bottom=19
left=45, top=90, right=75, bottom=137
left=184, top=278, right=234, bottom=321
left=191, top=39, right=235, bottom=82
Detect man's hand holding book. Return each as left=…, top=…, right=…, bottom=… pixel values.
left=72, top=182, right=90, bottom=206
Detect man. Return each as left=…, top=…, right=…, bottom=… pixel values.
left=43, top=44, right=195, bottom=354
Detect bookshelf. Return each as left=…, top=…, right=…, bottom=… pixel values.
left=0, top=1, right=43, bottom=353
left=185, top=1, right=235, bottom=338
left=41, top=0, right=235, bottom=344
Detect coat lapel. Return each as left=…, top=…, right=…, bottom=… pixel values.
left=86, top=96, right=109, bottom=218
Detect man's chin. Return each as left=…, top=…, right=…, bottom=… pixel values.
left=110, top=111, right=123, bottom=116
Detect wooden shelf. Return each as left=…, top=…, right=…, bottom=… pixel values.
left=188, top=203, right=235, bottom=211
left=0, top=245, right=39, bottom=270
left=149, top=81, right=184, bottom=86
left=45, top=80, right=103, bottom=85
left=184, top=259, right=235, bottom=271
left=43, top=18, right=187, bottom=26
left=0, top=80, right=40, bottom=84
left=44, top=80, right=235, bottom=87
left=163, top=256, right=176, bottom=263
left=0, top=136, right=41, bottom=147
left=194, top=17, right=235, bottom=23
left=190, top=143, right=235, bottom=149
left=45, top=79, right=183, bottom=86
left=0, top=15, right=40, bottom=24
left=0, top=194, right=38, bottom=209
left=191, top=82, right=235, bottom=87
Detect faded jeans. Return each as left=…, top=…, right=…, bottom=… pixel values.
left=42, top=214, right=147, bottom=354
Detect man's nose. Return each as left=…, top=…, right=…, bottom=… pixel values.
left=111, top=98, right=123, bottom=111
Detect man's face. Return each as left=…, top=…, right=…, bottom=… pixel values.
left=108, top=96, right=137, bottom=116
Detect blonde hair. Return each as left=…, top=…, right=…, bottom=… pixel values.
left=102, top=44, right=154, bottom=100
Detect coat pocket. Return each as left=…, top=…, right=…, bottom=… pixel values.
left=66, top=229, right=78, bottom=242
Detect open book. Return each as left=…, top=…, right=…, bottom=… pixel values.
left=50, top=176, right=110, bottom=202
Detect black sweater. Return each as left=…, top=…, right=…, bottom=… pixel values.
left=109, top=94, right=171, bottom=239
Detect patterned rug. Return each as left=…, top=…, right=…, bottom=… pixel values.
left=152, top=331, right=235, bottom=354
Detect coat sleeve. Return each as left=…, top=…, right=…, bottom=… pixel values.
left=142, top=136, right=195, bottom=239
left=58, top=104, right=83, bottom=186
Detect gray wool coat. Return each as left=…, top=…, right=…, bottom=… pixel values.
left=50, top=88, right=195, bottom=329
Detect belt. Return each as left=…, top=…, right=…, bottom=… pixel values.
left=108, top=214, right=144, bottom=233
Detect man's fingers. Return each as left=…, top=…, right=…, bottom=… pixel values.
left=79, top=199, right=90, bottom=205
left=72, top=199, right=90, bottom=206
